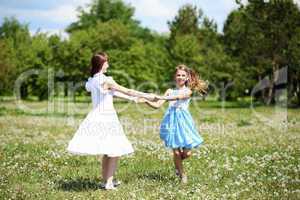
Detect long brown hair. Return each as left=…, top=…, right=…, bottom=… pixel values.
left=175, top=64, right=208, bottom=94
left=90, top=52, right=108, bottom=76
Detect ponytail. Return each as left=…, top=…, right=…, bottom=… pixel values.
left=187, top=68, right=208, bottom=94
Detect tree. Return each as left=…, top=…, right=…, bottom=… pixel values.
left=66, top=0, right=154, bottom=42
left=286, top=25, right=300, bottom=106
left=67, top=0, right=135, bottom=32
left=167, top=4, right=202, bottom=49
left=224, top=0, right=300, bottom=105
left=0, top=17, right=58, bottom=100
left=28, top=33, right=53, bottom=100
left=0, top=17, right=32, bottom=97
left=0, top=39, right=15, bottom=95
left=168, top=4, right=241, bottom=100
left=167, top=4, right=204, bottom=67
left=106, top=37, right=172, bottom=92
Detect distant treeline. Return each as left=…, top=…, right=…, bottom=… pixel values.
left=0, top=0, right=299, bottom=106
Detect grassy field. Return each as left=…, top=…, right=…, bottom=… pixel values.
left=0, top=98, right=299, bottom=199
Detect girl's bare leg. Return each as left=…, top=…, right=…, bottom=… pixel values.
left=102, top=155, right=109, bottom=181
left=111, top=157, right=119, bottom=176
left=173, top=149, right=184, bottom=177
left=105, top=157, right=119, bottom=189
left=174, top=149, right=188, bottom=183
left=182, top=149, right=192, bottom=160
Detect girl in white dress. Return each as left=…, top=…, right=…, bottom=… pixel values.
left=67, top=52, right=156, bottom=190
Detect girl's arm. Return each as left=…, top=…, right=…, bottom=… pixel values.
left=158, top=89, right=192, bottom=101
left=144, top=89, right=172, bottom=109
left=104, top=78, right=156, bottom=100
left=113, top=91, right=138, bottom=103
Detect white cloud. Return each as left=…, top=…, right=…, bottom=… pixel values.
left=124, top=0, right=176, bottom=18
left=0, top=5, right=77, bottom=23
left=123, top=0, right=183, bottom=32
left=30, top=28, right=69, bottom=40
left=124, top=0, right=239, bottom=33
left=0, top=0, right=91, bottom=38
left=221, top=0, right=240, bottom=10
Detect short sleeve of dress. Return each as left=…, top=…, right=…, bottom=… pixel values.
left=105, top=76, right=116, bottom=85
left=105, top=76, right=117, bottom=95
left=85, top=77, right=93, bottom=92
left=90, top=74, right=108, bottom=94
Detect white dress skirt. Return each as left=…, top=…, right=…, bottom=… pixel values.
left=67, top=73, right=134, bottom=157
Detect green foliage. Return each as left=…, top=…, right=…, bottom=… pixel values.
left=0, top=40, right=15, bottom=94
left=167, top=4, right=241, bottom=100
left=0, top=17, right=31, bottom=96
left=224, top=0, right=300, bottom=105
left=67, top=0, right=136, bottom=32
left=171, top=34, right=202, bottom=65
left=168, top=4, right=202, bottom=41
left=107, top=38, right=172, bottom=91
left=0, top=0, right=299, bottom=106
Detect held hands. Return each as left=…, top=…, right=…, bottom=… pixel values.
left=153, top=94, right=165, bottom=101
left=136, top=97, right=147, bottom=103
left=137, top=93, right=165, bottom=103
left=147, top=93, right=165, bottom=101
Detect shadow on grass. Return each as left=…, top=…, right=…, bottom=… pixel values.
left=55, top=177, right=100, bottom=191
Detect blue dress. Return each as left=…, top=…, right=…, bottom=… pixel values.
left=159, top=87, right=203, bottom=149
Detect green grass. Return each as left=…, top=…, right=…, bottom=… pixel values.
left=0, top=98, right=299, bottom=199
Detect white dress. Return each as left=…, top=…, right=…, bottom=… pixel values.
left=67, top=72, right=134, bottom=157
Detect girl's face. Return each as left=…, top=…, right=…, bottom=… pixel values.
left=101, top=61, right=109, bottom=73
left=175, top=69, right=188, bottom=87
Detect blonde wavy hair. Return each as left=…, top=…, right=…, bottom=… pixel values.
left=175, top=64, right=208, bottom=94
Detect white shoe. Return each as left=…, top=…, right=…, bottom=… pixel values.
left=104, top=182, right=117, bottom=190
left=175, top=169, right=180, bottom=177
left=113, top=180, right=121, bottom=186
left=181, top=175, right=188, bottom=184
left=100, top=180, right=121, bottom=189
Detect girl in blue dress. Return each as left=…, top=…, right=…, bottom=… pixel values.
left=143, top=64, right=207, bottom=183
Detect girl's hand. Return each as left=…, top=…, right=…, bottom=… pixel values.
left=136, top=97, right=148, bottom=103
left=144, top=93, right=160, bottom=101
left=153, top=95, right=164, bottom=101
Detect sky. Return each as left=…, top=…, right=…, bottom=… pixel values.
left=0, top=0, right=299, bottom=38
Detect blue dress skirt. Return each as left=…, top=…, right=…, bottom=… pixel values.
left=159, top=106, right=203, bottom=149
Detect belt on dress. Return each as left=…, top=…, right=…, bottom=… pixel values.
left=169, top=106, right=188, bottom=111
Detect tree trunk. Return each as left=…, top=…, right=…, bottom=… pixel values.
left=258, top=74, right=267, bottom=103
left=64, top=86, right=68, bottom=97
left=266, top=61, right=279, bottom=105
left=297, top=81, right=300, bottom=107
left=20, top=84, right=28, bottom=99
